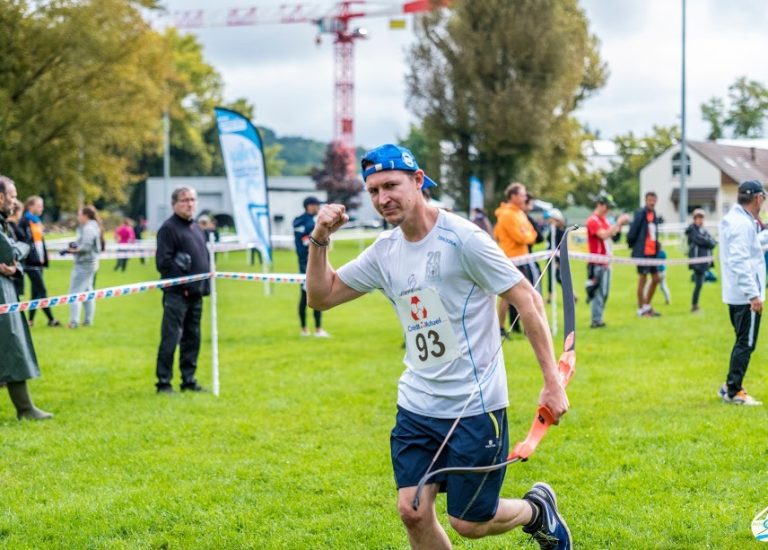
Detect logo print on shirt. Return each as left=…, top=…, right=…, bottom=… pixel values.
left=410, top=295, right=428, bottom=321
left=425, top=251, right=441, bottom=282
left=407, top=273, right=418, bottom=292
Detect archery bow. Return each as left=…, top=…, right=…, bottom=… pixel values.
left=411, top=225, right=578, bottom=511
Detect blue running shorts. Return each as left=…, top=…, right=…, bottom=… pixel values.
left=390, top=406, right=509, bottom=522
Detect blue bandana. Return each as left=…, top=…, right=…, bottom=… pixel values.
left=361, top=144, right=437, bottom=189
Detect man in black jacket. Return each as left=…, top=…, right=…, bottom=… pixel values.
left=627, top=191, right=661, bottom=317
left=155, top=187, right=210, bottom=393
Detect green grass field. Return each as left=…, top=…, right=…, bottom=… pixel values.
left=1, top=238, right=766, bottom=549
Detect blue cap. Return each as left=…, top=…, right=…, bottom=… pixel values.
left=738, top=179, right=765, bottom=196
left=361, top=144, right=437, bottom=189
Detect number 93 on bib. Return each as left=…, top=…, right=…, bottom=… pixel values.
left=395, top=288, right=461, bottom=370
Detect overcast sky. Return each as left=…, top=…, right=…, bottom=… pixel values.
left=159, top=0, right=768, bottom=149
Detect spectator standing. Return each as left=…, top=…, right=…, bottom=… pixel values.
left=524, top=194, right=545, bottom=294
left=7, top=200, right=25, bottom=299
left=67, top=206, right=101, bottom=328
left=585, top=193, right=630, bottom=328
left=494, top=183, right=537, bottom=338
left=0, top=176, right=53, bottom=420
left=686, top=208, right=717, bottom=313
left=470, top=208, right=493, bottom=235
left=655, top=246, right=671, bottom=305
left=718, top=180, right=765, bottom=406
left=134, top=216, right=147, bottom=264
left=114, top=217, right=136, bottom=272
left=545, top=209, right=566, bottom=303
left=155, top=187, right=210, bottom=393
left=627, top=191, right=662, bottom=317
left=293, top=196, right=329, bottom=337
left=197, top=215, right=220, bottom=245
left=17, top=196, right=60, bottom=327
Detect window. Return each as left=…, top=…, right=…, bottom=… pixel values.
left=672, top=152, right=691, bottom=176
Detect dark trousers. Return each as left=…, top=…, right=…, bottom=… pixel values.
left=156, top=292, right=202, bottom=389
left=727, top=304, right=761, bottom=396
left=691, top=271, right=705, bottom=307
left=26, top=269, right=54, bottom=322
left=114, top=258, right=128, bottom=271
left=509, top=264, right=536, bottom=331
left=299, top=288, right=321, bottom=329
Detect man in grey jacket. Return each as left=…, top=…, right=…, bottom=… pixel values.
left=66, top=206, right=102, bottom=328
left=718, top=180, right=766, bottom=406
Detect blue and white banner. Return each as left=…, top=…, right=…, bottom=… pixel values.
left=469, top=176, right=484, bottom=211
left=214, top=107, right=272, bottom=263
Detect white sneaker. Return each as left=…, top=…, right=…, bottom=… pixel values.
left=637, top=305, right=650, bottom=317
left=729, top=390, right=762, bottom=406
left=718, top=383, right=730, bottom=402
left=315, top=329, right=331, bottom=338
left=300, top=328, right=310, bottom=337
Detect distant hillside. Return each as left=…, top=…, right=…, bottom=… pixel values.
left=259, top=127, right=326, bottom=176
left=259, top=127, right=367, bottom=176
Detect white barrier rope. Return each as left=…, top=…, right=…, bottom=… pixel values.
left=1, top=247, right=725, bottom=316
left=48, top=242, right=257, bottom=260
left=0, top=273, right=211, bottom=315
left=215, top=272, right=306, bottom=284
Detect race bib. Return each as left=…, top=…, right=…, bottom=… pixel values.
left=395, top=288, right=460, bottom=369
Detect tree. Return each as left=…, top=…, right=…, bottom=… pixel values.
left=725, top=77, right=768, bottom=138
left=398, top=124, right=442, bottom=196
left=700, top=77, right=768, bottom=139
left=406, top=0, right=607, bottom=211
left=603, top=126, right=679, bottom=211
left=310, top=142, right=363, bottom=211
left=138, top=27, right=223, bottom=179
left=700, top=97, right=726, bottom=140
left=0, top=0, right=172, bottom=208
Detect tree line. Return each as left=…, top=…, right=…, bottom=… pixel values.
left=2, top=0, right=766, bottom=218
left=402, top=1, right=767, bottom=214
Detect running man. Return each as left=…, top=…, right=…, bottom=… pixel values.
left=306, top=144, right=571, bottom=549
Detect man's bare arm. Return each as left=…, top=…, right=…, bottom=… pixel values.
left=306, top=204, right=364, bottom=311
left=500, top=279, right=569, bottom=421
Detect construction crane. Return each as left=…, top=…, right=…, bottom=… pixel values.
left=170, top=1, right=448, bottom=165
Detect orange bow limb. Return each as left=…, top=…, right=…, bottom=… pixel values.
left=508, top=338, right=575, bottom=461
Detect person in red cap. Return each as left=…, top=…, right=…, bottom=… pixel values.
left=305, top=144, right=572, bottom=549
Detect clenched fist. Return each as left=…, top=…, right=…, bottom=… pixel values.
left=312, top=204, right=349, bottom=242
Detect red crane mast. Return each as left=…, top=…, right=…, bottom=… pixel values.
left=170, top=1, right=447, bottom=166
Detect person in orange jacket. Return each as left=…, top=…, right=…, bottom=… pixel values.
left=494, top=183, right=537, bottom=338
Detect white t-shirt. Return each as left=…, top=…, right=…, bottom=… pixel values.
left=337, top=210, right=524, bottom=419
